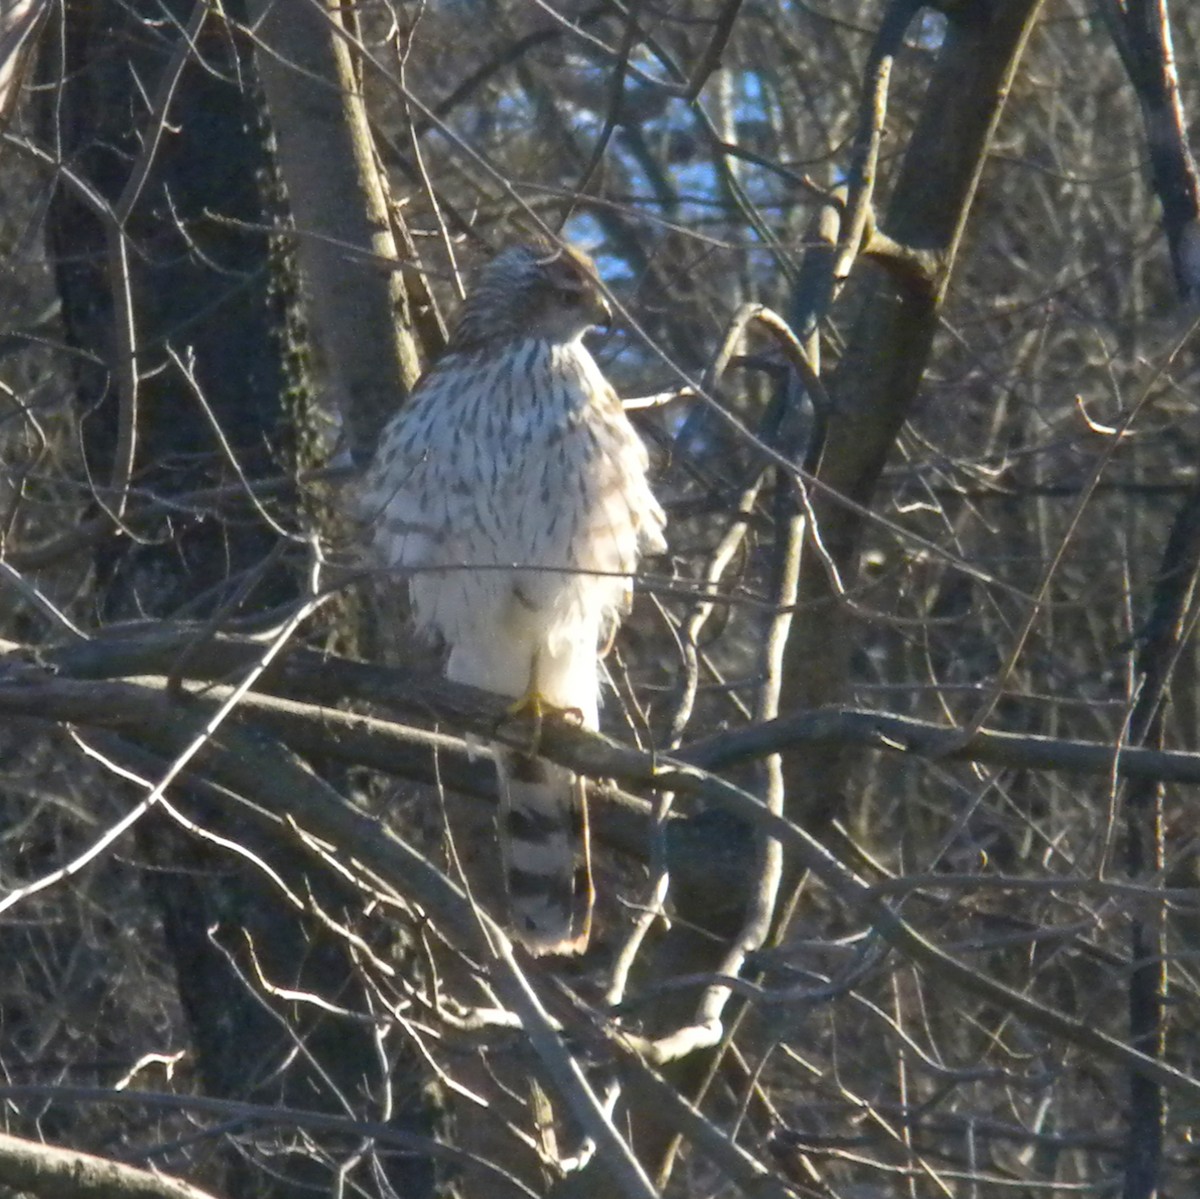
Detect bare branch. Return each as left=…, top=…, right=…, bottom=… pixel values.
left=0, top=1131, right=223, bottom=1199
left=1101, top=0, right=1200, bottom=300
left=0, top=1093, right=532, bottom=1196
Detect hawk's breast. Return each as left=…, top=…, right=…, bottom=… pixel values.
left=364, top=337, right=664, bottom=652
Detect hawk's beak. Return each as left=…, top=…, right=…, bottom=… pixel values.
left=592, top=292, right=614, bottom=333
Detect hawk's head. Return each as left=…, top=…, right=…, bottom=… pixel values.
left=450, top=241, right=613, bottom=350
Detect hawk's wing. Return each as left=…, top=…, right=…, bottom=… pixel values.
left=359, top=357, right=481, bottom=575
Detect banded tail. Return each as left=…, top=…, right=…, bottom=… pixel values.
left=495, top=748, right=593, bottom=956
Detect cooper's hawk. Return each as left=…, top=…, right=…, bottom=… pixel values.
left=362, top=241, right=666, bottom=955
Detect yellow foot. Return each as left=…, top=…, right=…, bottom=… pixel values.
left=506, top=690, right=550, bottom=752
left=499, top=691, right=583, bottom=752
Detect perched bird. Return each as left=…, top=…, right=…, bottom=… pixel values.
left=362, top=240, right=666, bottom=955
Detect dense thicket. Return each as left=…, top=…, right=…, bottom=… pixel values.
left=1, top=3, right=1199, bottom=1197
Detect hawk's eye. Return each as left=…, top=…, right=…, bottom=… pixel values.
left=561, top=288, right=584, bottom=306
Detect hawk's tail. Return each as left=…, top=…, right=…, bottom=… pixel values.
left=494, top=748, right=592, bottom=956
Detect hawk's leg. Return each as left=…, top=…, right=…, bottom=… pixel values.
left=498, top=650, right=584, bottom=754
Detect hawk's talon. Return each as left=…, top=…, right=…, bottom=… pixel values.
left=508, top=690, right=549, bottom=748
left=498, top=691, right=583, bottom=753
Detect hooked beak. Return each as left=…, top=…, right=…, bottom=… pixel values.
left=592, top=291, right=614, bottom=333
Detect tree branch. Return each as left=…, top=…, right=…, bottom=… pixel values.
left=1101, top=0, right=1200, bottom=300
left=15, top=629, right=1200, bottom=791
left=0, top=1131, right=223, bottom=1199
left=4, top=637, right=1200, bottom=1105
left=0, top=1094, right=531, bottom=1197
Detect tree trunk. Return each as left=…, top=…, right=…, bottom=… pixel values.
left=40, top=4, right=439, bottom=1196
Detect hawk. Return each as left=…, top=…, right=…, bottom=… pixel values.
left=362, top=241, right=666, bottom=955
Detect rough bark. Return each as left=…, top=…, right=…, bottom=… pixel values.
left=38, top=4, right=438, bottom=1197
left=246, top=0, right=424, bottom=455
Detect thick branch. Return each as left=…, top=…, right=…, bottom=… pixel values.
left=0, top=1132, right=222, bottom=1199
left=0, top=1090, right=533, bottom=1196
left=14, top=632, right=1200, bottom=790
